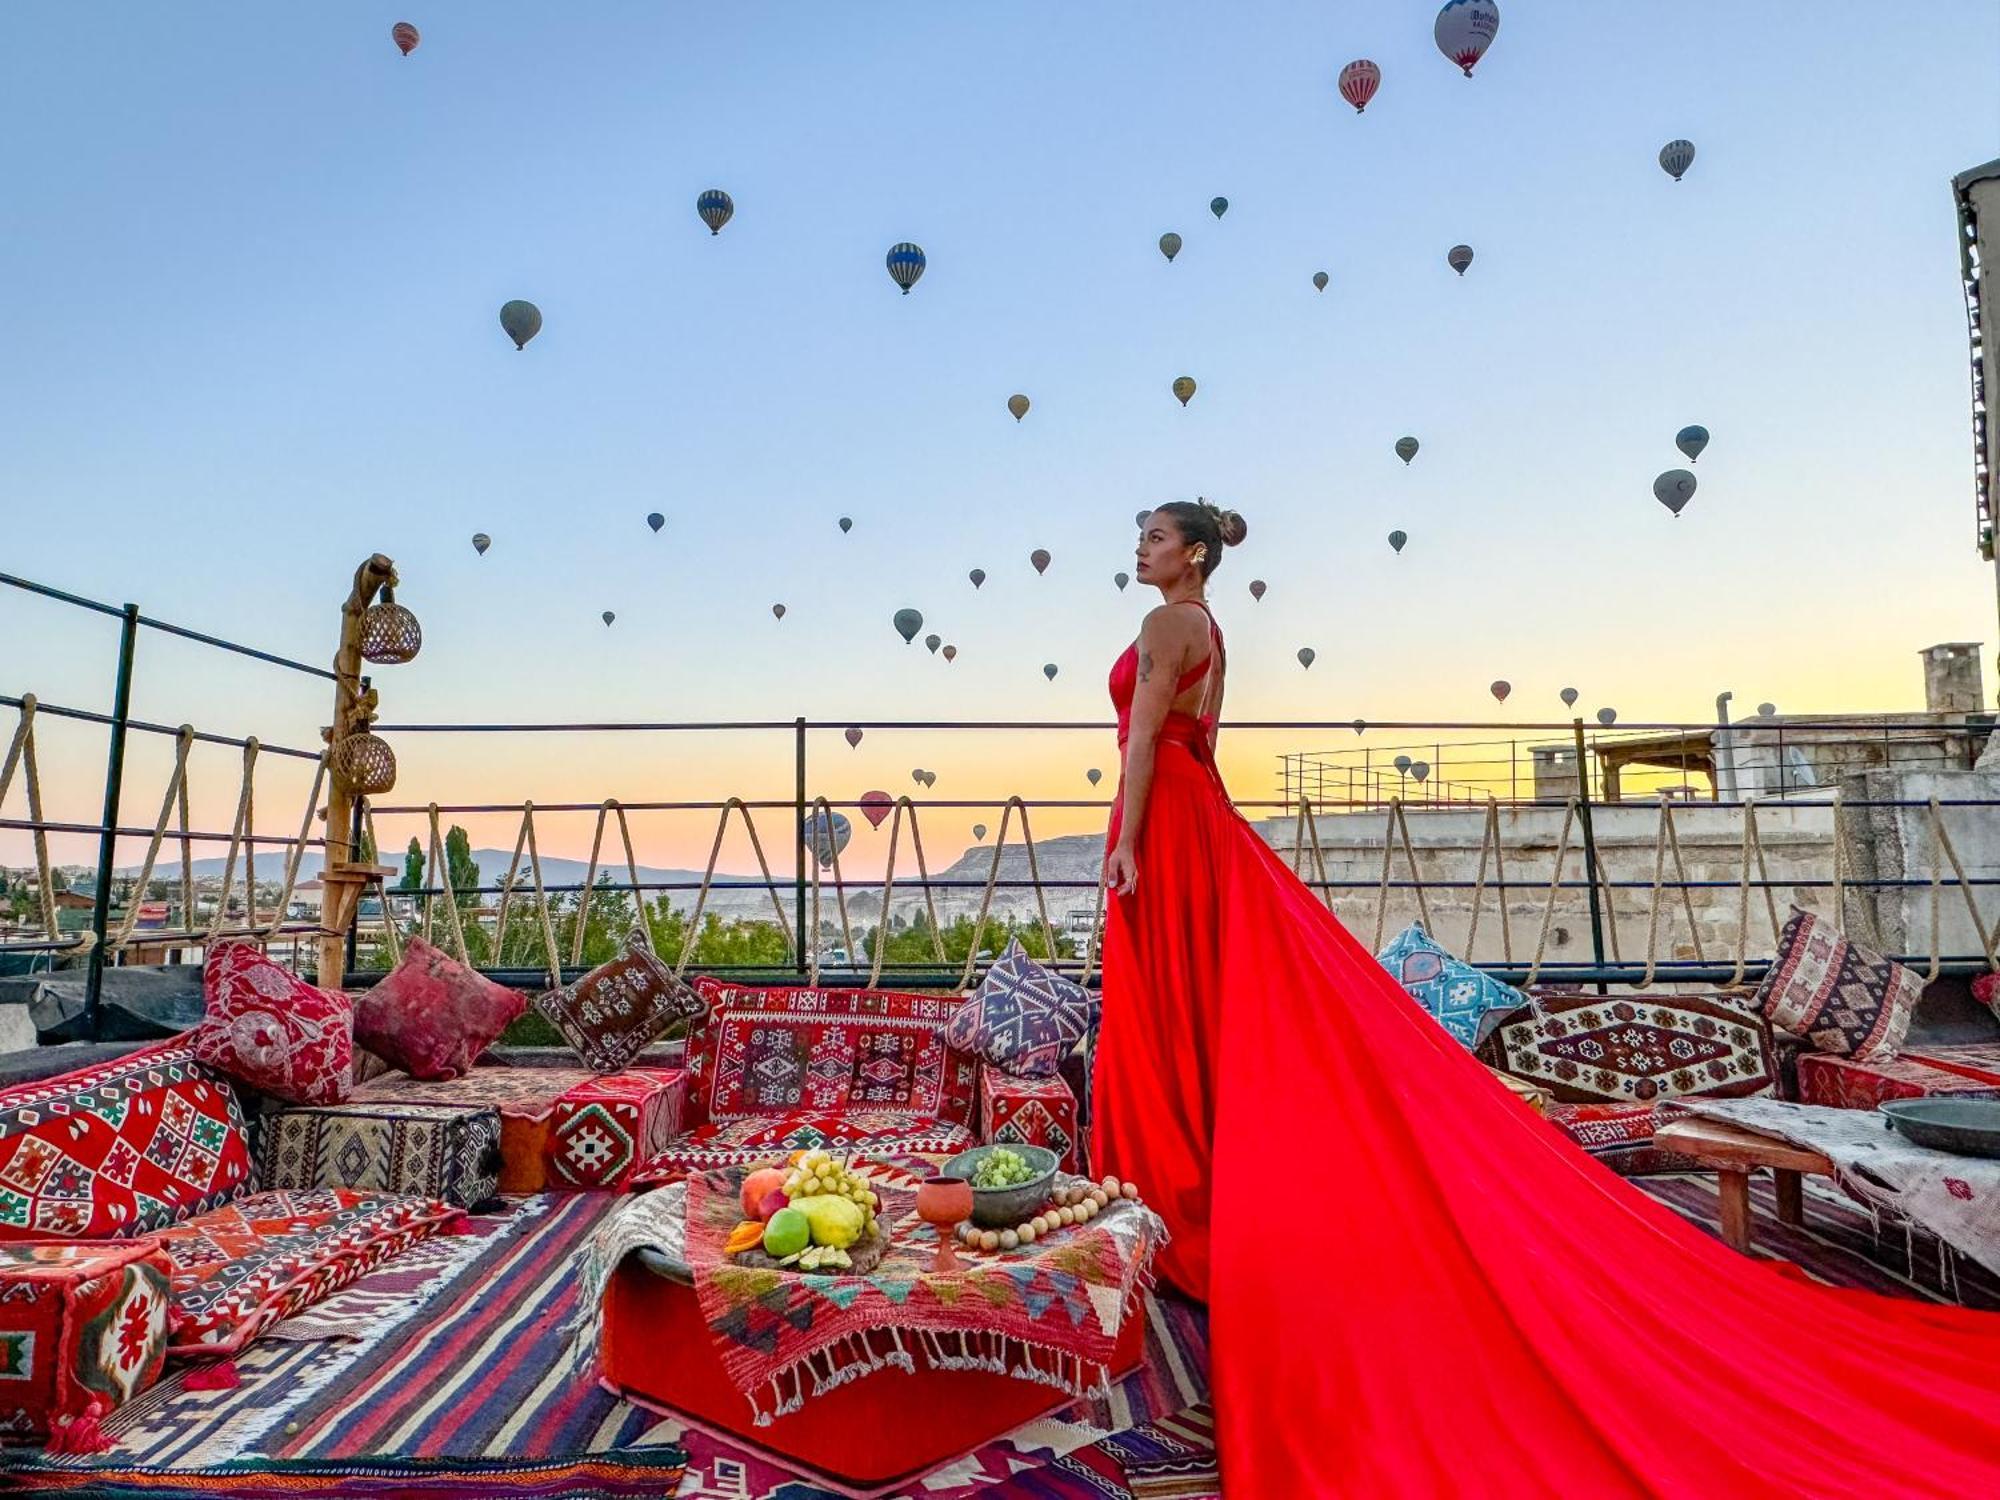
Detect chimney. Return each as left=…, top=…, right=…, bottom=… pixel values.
left=1920, top=643, right=1985, bottom=715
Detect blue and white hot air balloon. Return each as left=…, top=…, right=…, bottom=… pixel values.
left=1434, top=0, right=1499, bottom=77
left=886, top=242, right=926, bottom=294
left=802, top=808, right=852, bottom=869
left=696, top=189, right=734, bottom=235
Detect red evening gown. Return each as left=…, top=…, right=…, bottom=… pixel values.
left=1090, top=604, right=2000, bottom=1497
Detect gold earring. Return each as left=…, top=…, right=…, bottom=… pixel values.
left=1192, top=547, right=1208, bottom=565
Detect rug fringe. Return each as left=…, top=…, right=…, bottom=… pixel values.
left=46, top=1398, right=115, bottom=1455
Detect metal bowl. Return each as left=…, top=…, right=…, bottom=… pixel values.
left=941, top=1144, right=1060, bottom=1227
left=1879, top=1097, right=2000, bottom=1159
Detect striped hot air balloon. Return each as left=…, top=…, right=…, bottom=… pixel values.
left=1659, top=139, right=1696, bottom=182
left=1338, top=59, right=1381, bottom=113
left=391, top=22, right=420, bottom=56
left=886, top=242, right=926, bottom=294
left=696, top=189, right=734, bottom=235
left=1172, top=376, right=1196, bottom=407
left=1159, top=232, right=1182, bottom=262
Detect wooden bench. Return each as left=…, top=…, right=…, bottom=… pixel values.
left=1651, top=1117, right=1835, bottom=1254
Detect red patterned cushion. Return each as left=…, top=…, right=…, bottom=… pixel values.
left=0, top=1042, right=254, bottom=1242
left=196, top=943, right=354, bottom=1105
left=0, top=1238, right=174, bottom=1440
left=353, top=937, right=525, bottom=1081
left=547, top=1069, right=686, bottom=1190
left=1750, top=906, right=1920, bottom=1061
left=631, top=1111, right=974, bottom=1184
left=1973, top=971, right=1998, bottom=1021
left=1543, top=1102, right=1696, bottom=1177
left=1477, top=991, right=1775, bottom=1105
left=155, top=1187, right=459, bottom=1355
left=686, top=981, right=976, bottom=1132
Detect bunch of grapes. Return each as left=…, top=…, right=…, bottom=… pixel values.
left=972, top=1146, right=1038, bottom=1190
left=783, top=1149, right=880, bottom=1236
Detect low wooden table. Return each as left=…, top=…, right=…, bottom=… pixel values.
left=1651, top=1116, right=1835, bottom=1253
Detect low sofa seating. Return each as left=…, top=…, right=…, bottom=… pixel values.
left=630, top=980, right=1081, bottom=1187
left=1478, top=990, right=1780, bottom=1176
left=0, top=1038, right=461, bottom=1437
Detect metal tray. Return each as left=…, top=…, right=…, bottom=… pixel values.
left=1878, top=1097, right=2000, bottom=1159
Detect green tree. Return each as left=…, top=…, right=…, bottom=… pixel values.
left=357, top=828, right=377, bottom=866
left=446, top=826, right=480, bottom=906
left=400, top=838, right=424, bottom=892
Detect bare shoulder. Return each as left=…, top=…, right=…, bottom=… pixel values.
left=1138, top=603, right=1206, bottom=647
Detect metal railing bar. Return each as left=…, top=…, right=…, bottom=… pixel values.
left=360, top=795, right=2000, bottom=816
left=0, top=695, right=322, bottom=761
left=0, top=818, right=317, bottom=848
left=0, top=573, right=336, bottom=681
left=366, top=715, right=1996, bottom=735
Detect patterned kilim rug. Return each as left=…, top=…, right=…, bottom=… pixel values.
left=1, top=1448, right=690, bottom=1497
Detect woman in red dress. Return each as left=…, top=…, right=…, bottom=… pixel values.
left=1091, top=499, right=2000, bottom=1496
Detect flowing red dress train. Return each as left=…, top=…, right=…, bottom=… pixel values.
left=1091, top=609, right=2000, bottom=1497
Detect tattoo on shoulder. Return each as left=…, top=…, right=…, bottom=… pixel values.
left=1137, top=649, right=1153, bottom=683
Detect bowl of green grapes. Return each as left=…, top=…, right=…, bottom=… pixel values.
left=941, top=1144, right=1060, bottom=1227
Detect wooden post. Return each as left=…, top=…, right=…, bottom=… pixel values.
left=317, top=555, right=397, bottom=987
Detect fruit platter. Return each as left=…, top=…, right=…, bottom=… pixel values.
left=723, top=1148, right=890, bottom=1275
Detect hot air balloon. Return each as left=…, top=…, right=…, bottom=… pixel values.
left=942, top=644, right=957, bottom=662
left=1653, top=469, right=1697, bottom=516
left=471, top=532, right=490, bottom=556
left=838, top=516, right=853, bottom=534
left=696, top=189, right=734, bottom=235
left=1434, top=0, right=1499, bottom=77
left=1597, top=707, right=1618, bottom=727
left=968, top=568, right=986, bottom=589
left=1410, top=760, right=1431, bottom=783
left=886, top=242, right=926, bottom=294
left=772, top=603, right=786, bottom=620
left=391, top=21, right=419, bottom=56
left=859, top=791, right=893, bottom=829
left=802, top=808, right=852, bottom=869
left=646, top=512, right=664, bottom=533
left=1249, top=579, right=1267, bottom=601
left=912, top=769, right=927, bottom=786
left=1757, top=702, right=1777, bottom=718
left=499, top=300, right=542, bottom=350
left=1676, top=425, right=1709, bottom=462
left=1172, top=376, right=1196, bottom=407
left=1114, top=572, right=1130, bottom=591
left=1030, top=549, right=1051, bottom=575
left=1008, top=394, right=1030, bottom=422
left=601, top=611, right=616, bottom=627
left=893, top=608, right=923, bottom=643
left=1490, top=680, right=1511, bottom=702
left=1298, top=647, right=1316, bottom=669
left=973, top=823, right=988, bottom=840
left=1159, top=232, right=1181, bottom=263
left=1395, top=436, right=1419, bottom=464
left=845, top=726, right=864, bottom=748
left=1447, top=245, right=1473, bottom=276
left=1086, top=768, right=1103, bottom=786
left=1352, top=719, right=1368, bottom=735
left=1338, top=59, right=1380, bottom=113
left=1394, top=755, right=1413, bottom=775
left=924, top=634, right=941, bottom=654
left=1313, top=271, right=1329, bottom=292
left=1659, top=139, right=1696, bottom=182
left=921, top=770, right=937, bottom=788
left=1043, top=663, right=1059, bottom=681
left=1210, top=197, right=1229, bottom=220
left=1560, top=687, right=1579, bottom=708
left=1388, top=530, right=1408, bottom=553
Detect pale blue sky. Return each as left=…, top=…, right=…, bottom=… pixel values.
left=4, top=3, right=1998, bottom=863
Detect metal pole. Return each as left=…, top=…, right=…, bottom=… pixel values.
left=84, top=604, right=141, bottom=1042
left=1571, top=718, right=1610, bottom=994
left=794, top=717, right=808, bottom=978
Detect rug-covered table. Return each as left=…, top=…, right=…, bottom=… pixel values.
left=1675, top=1097, right=2000, bottom=1277
left=580, top=1159, right=1164, bottom=1496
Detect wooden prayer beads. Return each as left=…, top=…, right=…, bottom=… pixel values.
left=953, top=1174, right=1143, bottom=1254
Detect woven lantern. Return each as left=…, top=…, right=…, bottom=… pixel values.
left=334, top=731, right=398, bottom=796
left=359, top=586, right=423, bottom=665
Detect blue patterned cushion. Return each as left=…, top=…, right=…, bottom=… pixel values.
left=1375, top=922, right=1524, bottom=1047
left=944, top=940, right=1094, bottom=1078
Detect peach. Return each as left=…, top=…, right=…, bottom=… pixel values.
left=741, top=1167, right=790, bottom=1220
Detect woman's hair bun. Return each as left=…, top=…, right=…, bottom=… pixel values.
left=1216, top=509, right=1248, bottom=547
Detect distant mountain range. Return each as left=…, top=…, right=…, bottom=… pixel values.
left=124, top=849, right=774, bottom=905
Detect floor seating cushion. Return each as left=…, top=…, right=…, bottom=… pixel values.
left=1480, top=992, right=1776, bottom=1175
left=0, top=1041, right=254, bottom=1241
left=154, top=1187, right=460, bottom=1356
left=1377, top=921, right=1527, bottom=1046
left=349, top=1065, right=684, bottom=1192
left=944, top=939, right=1093, bottom=1078
left=980, top=1066, right=1080, bottom=1172
left=1750, top=905, right=1920, bottom=1061
left=1795, top=1046, right=2000, bottom=1110
left=352, top=936, right=525, bottom=1081
left=195, top=942, right=353, bottom=1106
left=0, top=1238, right=173, bottom=1443
left=257, top=1100, right=503, bottom=1210
left=532, top=927, right=706, bottom=1074
left=633, top=1111, right=977, bottom=1182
